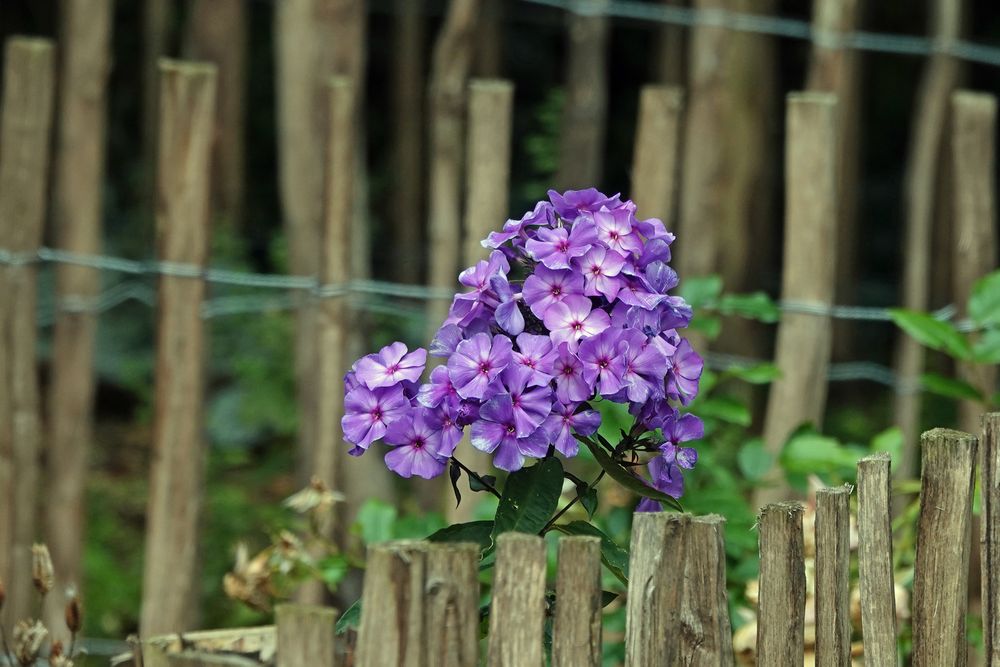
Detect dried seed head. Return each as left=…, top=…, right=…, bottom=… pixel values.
left=50, top=640, right=64, bottom=658
left=13, top=619, right=48, bottom=665
left=64, top=587, right=82, bottom=634
left=283, top=476, right=344, bottom=517
left=31, top=544, right=55, bottom=596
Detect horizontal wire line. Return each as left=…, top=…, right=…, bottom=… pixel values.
left=522, top=0, right=1000, bottom=67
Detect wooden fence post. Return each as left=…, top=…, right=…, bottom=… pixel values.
left=679, top=515, right=734, bottom=665
left=894, top=0, right=965, bottom=481
left=912, top=428, right=978, bottom=666
left=756, top=502, right=806, bottom=666
left=167, top=653, right=259, bottom=667
left=814, top=485, right=852, bottom=666
left=424, top=543, right=480, bottom=667
left=757, top=93, right=838, bottom=506
left=553, top=536, right=601, bottom=667
left=487, top=533, right=546, bottom=667
left=855, top=453, right=897, bottom=665
left=426, top=0, right=481, bottom=338
left=276, top=603, right=338, bottom=667
left=45, top=0, right=113, bottom=632
left=555, top=0, right=609, bottom=190
left=140, top=59, right=217, bottom=637
left=630, top=85, right=684, bottom=226
left=983, top=413, right=1000, bottom=664
left=652, top=0, right=685, bottom=85
left=143, top=0, right=173, bottom=185
left=951, top=92, right=997, bottom=435
left=356, top=542, right=428, bottom=667
left=0, top=35, right=56, bottom=630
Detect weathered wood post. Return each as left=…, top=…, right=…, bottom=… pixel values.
left=424, top=543, right=480, bottom=667
left=814, top=486, right=852, bottom=666
left=630, top=85, right=684, bottom=226
left=0, top=35, right=56, bottom=630
left=276, top=604, right=338, bottom=667
left=983, top=413, right=1000, bottom=664
left=140, top=60, right=217, bottom=637
left=553, top=536, right=601, bottom=667
left=487, top=533, right=547, bottom=667
left=356, top=542, right=428, bottom=666
left=856, top=453, right=898, bottom=664
left=756, top=503, right=806, bottom=666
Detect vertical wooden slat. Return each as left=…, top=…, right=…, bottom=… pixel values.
left=856, top=453, right=897, bottom=665
left=951, top=92, right=997, bottom=435
left=756, top=502, right=806, bottom=666
left=475, top=0, right=504, bottom=77
left=0, top=35, right=56, bottom=630
left=553, top=536, right=601, bottom=667
left=463, top=78, right=514, bottom=266
left=757, top=93, right=839, bottom=506
left=276, top=603, right=338, bottom=667
left=140, top=59, right=217, bottom=637
left=424, top=543, right=480, bottom=667
left=912, top=428, right=978, bottom=666
left=487, top=533, right=547, bottom=667
left=142, top=0, right=173, bottom=181
left=652, top=0, right=685, bottom=85
left=894, top=0, right=965, bottom=481
left=679, top=515, right=734, bottom=666
left=167, top=653, right=259, bottom=667
left=356, top=541, right=428, bottom=667
left=45, top=0, right=113, bottom=632
left=630, top=85, right=684, bottom=226
left=814, top=486, right=852, bottom=667
left=426, top=0, right=481, bottom=337
left=555, top=0, right=609, bottom=189
left=983, top=413, right=1000, bottom=664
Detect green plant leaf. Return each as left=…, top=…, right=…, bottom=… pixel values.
left=717, top=292, right=780, bottom=323
left=973, top=330, right=1000, bottom=364
left=779, top=431, right=862, bottom=475
left=679, top=275, right=723, bottom=309
left=969, top=270, right=1000, bottom=328
left=580, top=485, right=599, bottom=519
left=552, top=520, right=630, bottom=586
left=688, top=315, right=721, bottom=340
left=491, top=457, right=564, bottom=542
left=725, top=363, right=781, bottom=385
left=335, top=600, right=361, bottom=633
left=427, top=520, right=494, bottom=552
left=579, top=438, right=683, bottom=511
left=318, top=555, right=348, bottom=590
left=889, top=309, right=973, bottom=360
left=696, top=396, right=751, bottom=426
left=737, top=439, right=774, bottom=481
left=449, top=460, right=462, bottom=508
left=469, top=474, right=498, bottom=492
left=869, top=427, right=904, bottom=463
left=920, top=373, right=984, bottom=402
left=353, top=499, right=397, bottom=545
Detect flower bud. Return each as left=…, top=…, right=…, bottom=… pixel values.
left=64, top=588, right=82, bottom=634
left=31, top=544, right=55, bottom=596
left=13, top=619, right=47, bottom=666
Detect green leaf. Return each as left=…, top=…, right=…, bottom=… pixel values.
left=869, top=427, right=904, bottom=463
left=427, top=520, right=494, bottom=552
left=318, top=555, right=348, bottom=590
left=679, top=275, right=723, bottom=309
left=737, top=439, right=774, bottom=481
left=491, top=457, right=564, bottom=542
left=335, top=600, right=361, bottom=634
left=920, top=373, right=984, bottom=402
left=552, top=520, right=630, bottom=586
left=688, top=315, right=721, bottom=340
left=696, top=396, right=751, bottom=426
left=973, top=330, right=1000, bottom=364
left=580, top=485, right=599, bottom=519
left=725, top=363, right=781, bottom=385
left=579, top=438, right=683, bottom=511
left=779, top=432, right=861, bottom=475
left=601, top=591, right=620, bottom=607
left=969, top=270, right=1000, bottom=328
left=354, top=499, right=397, bottom=545
left=448, top=460, right=462, bottom=508
left=717, top=292, right=780, bottom=323
left=889, top=309, right=973, bottom=360
left=469, top=474, right=498, bottom=493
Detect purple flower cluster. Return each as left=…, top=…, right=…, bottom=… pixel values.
left=342, top=189, right=705, bottom=500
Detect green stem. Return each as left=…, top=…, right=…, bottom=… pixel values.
left=450, top=457, right=502, bottom=499
left=541, top=469, right=606, bottom=534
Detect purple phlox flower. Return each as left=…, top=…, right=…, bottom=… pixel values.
left=417, top=365, right=459, bottom=410
left=629, top=395, right=670, bottom=431
left=576, top=245, right=626, bottom=301
left=525, top=222, right=597, bottom=270
left=522, top=266, right=586, bottom=320
left=543, top=401, right=601, bottom=457
left=593, top=207, right=643, bottom=257
left=430, top=323, right=465, bottom=358
left=447, top=251, right=510, bottom=328
left=448, top=333, right=513, bottom=399
left=424, top=402, right=465, bottom=456
left=635, top=497, right=662, bottom=513
left=342, top=384, right=409, bottom=453
left=457, top=250, right=509, bottom=296
left=490, top=275, right=524, bottom=335
left=483, top=201, right=553, bottom=249
left=383, top=410, right=448, bottom=479
left=512, top=333, right=558, bottom=387
left=454, top=399, right=480, bottom=427
left=542, top=295, right=611, bottom=351
left=666, top=337, right=703, bottom=405
left=344, top=369, right=362, bottom=393
left=547, top=188, right=622, bottom=220
left=636, top=238, right=672, bottom=269
left=497, top=366, right=553, bottom=436
left=353, top=342, right=427, bottom=390
left=633, top=214, right=674, bottom=244
left=470, top=393, right=550, bottom=472
left=661, top=410, right=704, bottom=449
left=615, top=276, right=666, bottom=310
left=642, top=261, right=680, bottom=295
left=577, top=329, right=628, bottom=396
left=618, top=329, right=669, bottom=403
left=647, top=453, right=685, bottom=498
left=552, top=342, right=593, bottom=403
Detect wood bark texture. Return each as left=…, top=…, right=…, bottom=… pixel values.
left=855, top=453, right=898, bottom=665
left=424, top=543, right=480, bottom=667
left=630, top=85, right=684, bottom=227
left=276, top=603, right=338, bottom=667
left=356, top=541, right=428, bottom=667
left=814, top=485, right=852, bottom=667
left=553, top=536, right=602, bottom=667
left=487, top=533, right=546, bottom=667
left=984, top=413, right=1000, bottom=664
left=756, top=502, right=806, bottom=666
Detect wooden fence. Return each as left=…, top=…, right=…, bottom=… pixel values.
left=120, top=415, right=1000, bottom=666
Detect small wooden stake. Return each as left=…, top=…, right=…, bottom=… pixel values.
left=630, top=85, right=684, bottom=226
left=756, top=503, right=806, bottom=666
left=167, top=653, right=259, bottom=667
left=814, top=486, right=852, bottom=667
left=0, top=35, right=56, bottom=628
left=276, top=603, right=338, bottom=667
left=140, top=59, right=217, bottom=637
left=983, top=413, right=1000, bottom=664
left=856, top=453, right=897, bottom=665
left=424, top=543, right=480, bottom=667
left=679, top=515, right=734, bottom=666
left=912, top=428, right=978, bottom=666
left=553, top=536, right=601, bottom=667
left=356, top=541, right=428, bottom=667
left=487, top=533, right=546, bottom=667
